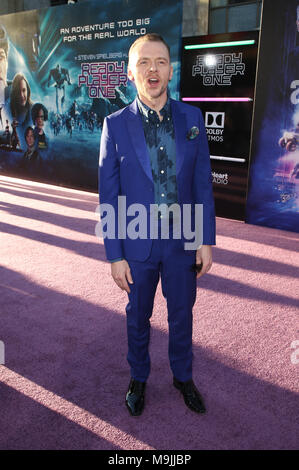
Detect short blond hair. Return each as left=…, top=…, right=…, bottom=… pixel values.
left=128, top=33, right=170, bottom=64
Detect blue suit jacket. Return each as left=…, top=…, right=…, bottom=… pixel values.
left=99, top=98, right=215, bottom=262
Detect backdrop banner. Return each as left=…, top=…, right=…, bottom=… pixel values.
left=0, top=0, right=182, bottom=190
left=246, top=0, right=299, bottom=233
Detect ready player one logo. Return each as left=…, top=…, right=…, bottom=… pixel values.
left=78, top=61, right=127, bottom=99
left=192, top=53, right=245, bottom=86
left=205, top=112, right=225, bottom=142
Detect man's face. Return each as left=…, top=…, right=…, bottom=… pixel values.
left=35, top=108, right=45, bottom=130
left=26, top=129, right=34, bottom=148
left=128, top=40, right=173, bottom=106
left=19, top=78, right=28, bottom=107
left=0, top=47, right=7, bottom=87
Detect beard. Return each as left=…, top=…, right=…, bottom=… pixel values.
left=142, top=81, right=168, bottom=102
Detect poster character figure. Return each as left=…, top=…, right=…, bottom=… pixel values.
left=278, top=121, right=299, bottom=152
left=10, top=73, right=33, bottom=130
left=89, top=111, right=95, bottom=132
left=277, top=119, right=299, bottom=183
left=291, top=162, right=299, bottom=178
left=69, top=99, right=79, bottom=125
left=4, top=118, right=10, bottom=144
left=47, top=64, right=71, bottom=114
left=11, top=118, right=20, bottom=150
left=0, top=117, right=10, bottom=145
left=31, top=102, right=48, bottom=150
left=0, top=24, right=11, bottom=110
left=19, top=126, right=42, bottom=172
left=54, top=113, right=62, bottom=136
left=65, top=114, right=74, bottom=138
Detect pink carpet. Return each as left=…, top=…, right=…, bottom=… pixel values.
left=0, top=175, right=298, bottom=450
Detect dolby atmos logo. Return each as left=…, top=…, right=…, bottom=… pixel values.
left=205, top=112, right=225, bottom=142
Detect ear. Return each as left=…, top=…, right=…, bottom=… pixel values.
left=169, top=65, right=173, bottom=82
left=127, top=66, right=135, bottom=82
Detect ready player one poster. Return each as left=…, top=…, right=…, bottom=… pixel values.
left=246, top=0, right=299, bottom=232
left=0, top=0, right=182, bottom=191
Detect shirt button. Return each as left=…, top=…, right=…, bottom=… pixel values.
left=160, top=146, right=164, bottom=150
left=161, top=193, right=165, bottom=197
left=146, top=119, right=149, bottom=123
left=150, top=110, right=154, bottom=114
left=157, top=124, right=159, bottom=127
left=161, top=170, right=164, bottom=174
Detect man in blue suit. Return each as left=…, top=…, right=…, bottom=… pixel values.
left=99, top=33, right=215, bottom=416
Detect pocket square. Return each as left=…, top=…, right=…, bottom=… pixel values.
left=187, top=126, right=199, bottom=140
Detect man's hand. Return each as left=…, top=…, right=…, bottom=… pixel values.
left=196, top=245, right=212, bottom=279
left=111, top=259, right=133, bottom=293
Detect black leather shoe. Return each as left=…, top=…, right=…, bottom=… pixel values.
left=173, top=378, right=206, bottom=413
left=125, top=379, right=146, bottom=416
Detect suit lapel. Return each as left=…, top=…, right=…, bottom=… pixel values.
left=127, top=99, right=153, bottom=183
left=171, top=99, right=187, bottom=176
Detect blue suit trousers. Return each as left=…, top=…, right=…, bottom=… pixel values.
left=125, top=226, right=197, bottom=383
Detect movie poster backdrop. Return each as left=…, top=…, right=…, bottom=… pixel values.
left=246, top=0, right=299, bottom=233
left=0, top=0, right=182, bottom=191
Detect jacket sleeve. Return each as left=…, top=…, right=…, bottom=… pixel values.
left=192, top=109, right=216, bottom=245
left=98, top=116, right=124, bottom=260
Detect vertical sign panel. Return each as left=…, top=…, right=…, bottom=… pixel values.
left=181, top=31, right=259, bottom=220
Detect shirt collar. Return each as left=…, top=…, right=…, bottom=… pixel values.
left=137, top=95, right=171, bottom=122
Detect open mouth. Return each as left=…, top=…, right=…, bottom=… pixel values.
left=148, top=78, right=159, bottom=86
